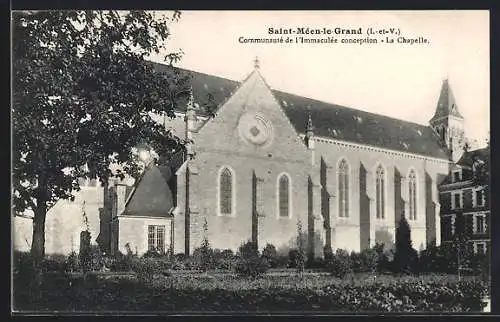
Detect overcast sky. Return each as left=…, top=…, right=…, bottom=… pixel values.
left=149, top=10, right=489, bottom=148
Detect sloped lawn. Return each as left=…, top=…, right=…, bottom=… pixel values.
left=13, top=272, right=488, bottom=313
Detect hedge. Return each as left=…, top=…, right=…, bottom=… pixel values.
left=13, top=273, right=488, bottom=312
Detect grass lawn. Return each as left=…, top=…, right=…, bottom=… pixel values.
left=13, top=272, right=489, bottom=313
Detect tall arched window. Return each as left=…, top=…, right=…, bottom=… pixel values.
left=376, top=165, right=385, bottom=219
left=219, top=167, right=233, bottom=215
left=278, top=174, right=290, bottom=217
left=338, top=159, right=349, bottom=218
left=408, top=169, right=417, bottom=220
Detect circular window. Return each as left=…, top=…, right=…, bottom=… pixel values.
left=238, top=112, right=273, bottom=147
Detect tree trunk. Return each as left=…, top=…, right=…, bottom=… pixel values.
left=29, top=201, right=47, bottom=299
left=31, top=202, right=47, bottom=268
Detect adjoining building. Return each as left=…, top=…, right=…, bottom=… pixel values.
left=439, top=147, right=490, bottom=254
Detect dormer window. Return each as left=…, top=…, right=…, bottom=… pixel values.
left=452, top=170, right=461, bottom=183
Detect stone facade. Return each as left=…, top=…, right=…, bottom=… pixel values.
left=14, top=62, right=464, bottom=258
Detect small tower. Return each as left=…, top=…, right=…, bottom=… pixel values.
left=429, top=79, right=465, bottom=162
left=184, top=88, right=196, bottom=159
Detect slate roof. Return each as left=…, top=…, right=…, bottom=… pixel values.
left=150, top=61, right=449, bottom=159
left=457, top=147, right=489, bottom=168
left=121, top=155, right=183, bottom=217
left=430, top=79, right=463, bottom=121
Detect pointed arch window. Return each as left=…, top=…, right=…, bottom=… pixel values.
left=338, top=159, right=349, bottom=218
left=408, top=169, right=417, bottom=220
left=219, top=167, right=234, bottom=215
left=376, top=165, right=385, bottom=219
left=278, top=174, right=291, bottom=218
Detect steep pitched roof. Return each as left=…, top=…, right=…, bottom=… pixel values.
left=457, top=147, right=489, bottom=168
left=121, top=163, right=177, bottom=218
left=150, top=61, right=449, bottom=159
left=430, top=79, right=463, bottom=121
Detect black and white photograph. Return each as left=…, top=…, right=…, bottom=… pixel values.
left=11, top=10, right=491, bottom=313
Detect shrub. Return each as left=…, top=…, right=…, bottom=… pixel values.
left=192, top=218, right=216, bottom=272
left=13, top=252, right=36, bottom=287
left=373, top=243, right=392, bottom=273
left=192, top=245, right=215, bottom=272
left=324, top=245, right=334, bottom=261
left=350, top=251, right=363, bottom=273
left=143, top=249, right=164, bottom=258
left=42, top=254, right=67, bottom=273
left=235, top=256, right=269, bottom=278
left=306, top=257, right=326, bottom=270
left=65, top=251, right=80, bottom=272
left=261, top=244, right=279, bottom=268
left=220, top=249, right=234, bottom=259
left=326, top=249, right=353, bottom=278
left=79, top=230, right=92, bottom=273
left=276, top=255, right=290, bottom=268
left=131, top=258, right=163, bottom=282
left=213, top=249, right=237, bottom=270
left=234, top=240, right=269, bottom=278
left=288, top=248, right=307, bottom=270
left=238, top=240, right=259, bottom=258
left=295, top=220, right=307, bottom=274
left=288, top=249, right=300, bottom=268
left=88, top=245, right=106, bottom=271
left=350, top=248, right=380, bottom=273
left=110, top=252, right=134, bottom=272
left=393, top=215, right=419, bottom=274
left=76, top=244, right=106, bottom=273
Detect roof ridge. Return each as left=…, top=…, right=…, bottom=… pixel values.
left=273, top=89, right=432, bottom=129
left=149, top=60, right=447, bottom=159
left=149, top=60, right=434, bottom=129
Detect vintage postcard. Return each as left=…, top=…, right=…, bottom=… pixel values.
left=11, top=10, right=490, bottom=314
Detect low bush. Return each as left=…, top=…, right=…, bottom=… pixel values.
left=261, top=244, right=279, bottom=268
left=350, top=248, right=379, bottom=273
left=234, top=241, right=269, bottom=278
left=110, top=252, right=135, bottom=272
left=131, top=258, right=164, bottom=282
left=42, top=255, right=67, bottom=273
left=276, top=255, right=290, bottom=269
left=306, top=257, right=326, bottom=270
left=287, top=249, right=300, bottom=268
left=213, top=249, right=238, bottom=270
left=143, top=249, right=164, bottom=258
left=13, top=252, right=36, bottom=287
left=192, top=245, right=216, bottom=272
left=373, top=243, right=393, bottom=273
left=326, top=249, right=353, bottom=278
left=235, top=257, right=270, bottom=278
left=64, top=251, right=80, bottom=272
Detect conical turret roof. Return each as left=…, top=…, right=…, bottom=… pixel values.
left=430, top=79, right=463, bottom=121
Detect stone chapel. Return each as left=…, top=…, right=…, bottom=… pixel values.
left=14, top=59, right=466, bottom=259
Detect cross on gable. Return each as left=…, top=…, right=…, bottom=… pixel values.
left=254, top=56, right=260, bottom=69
